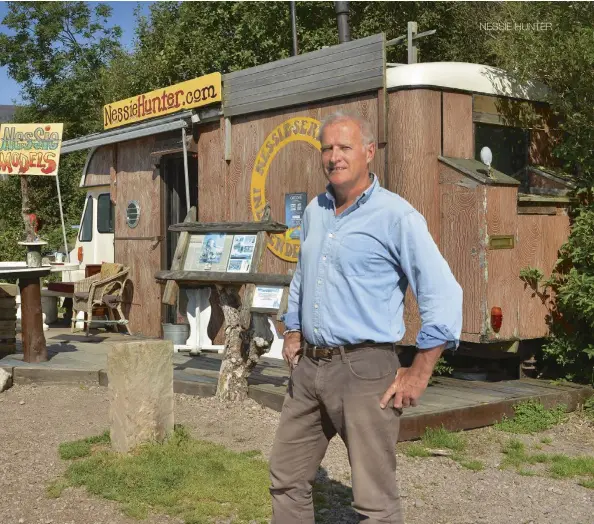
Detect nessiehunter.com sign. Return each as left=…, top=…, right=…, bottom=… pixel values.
left=103, top=72, right=222, bottom=130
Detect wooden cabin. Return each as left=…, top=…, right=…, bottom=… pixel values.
left=61, top=34, right=571, bottom=352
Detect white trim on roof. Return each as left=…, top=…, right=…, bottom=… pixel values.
left=61, top=111, right=194, bottom=154
left=386, top=62, right=550, bottom=102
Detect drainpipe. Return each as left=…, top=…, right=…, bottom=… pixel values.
left=334, top=1, right=351, bottom=43
left=290, top=1, right=298, bottom=56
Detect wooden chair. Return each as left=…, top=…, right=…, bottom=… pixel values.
left=72, top=263, right=131, bottom=336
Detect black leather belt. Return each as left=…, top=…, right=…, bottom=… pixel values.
left=302, top=341, right=400, bottom=359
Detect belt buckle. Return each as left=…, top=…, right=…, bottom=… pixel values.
left=312, top=346, right=331, bottom=359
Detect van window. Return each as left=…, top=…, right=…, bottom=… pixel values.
left=475, top=123, right=529, bottom=178
left=79, top=196, right=93, bottom=242
left=97, top=194, right=114, bottom=233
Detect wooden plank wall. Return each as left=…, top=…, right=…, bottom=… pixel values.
left=442, top=93, right=473, bottom=158
left=439, top=165, right=486, bottom=336
left=517, top=210, right=569, bottom=338
left=198, top=93, right=384, bottom=277
left=386, top=89, right=441, bottom=345
left=486, top=186, right=520, bottom=340
left=84, top=145, right=114, bottom=187
left=224, top=34, right=384, bottom=118
left=114, top=136, right=163, bottom=337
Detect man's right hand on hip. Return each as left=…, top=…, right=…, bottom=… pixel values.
left=282, top=331, right=303, bottom=369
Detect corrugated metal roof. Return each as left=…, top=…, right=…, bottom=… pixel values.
left=61, top=111, right=195, bottom=154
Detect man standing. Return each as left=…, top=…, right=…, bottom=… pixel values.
left=269, top=111, right=463, bottom=523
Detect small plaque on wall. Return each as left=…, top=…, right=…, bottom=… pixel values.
left=488, top=235, right=515, bottom=250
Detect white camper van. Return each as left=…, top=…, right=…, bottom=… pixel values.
left=65, top=185, right=115, bottom=282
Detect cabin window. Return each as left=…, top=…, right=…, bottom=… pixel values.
left=79, top=196, right=93, bottom=242
left=97, top=194, right=114, bottom=233
left=475, top=123, right=529, bottom=178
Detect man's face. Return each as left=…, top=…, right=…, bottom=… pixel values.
left=320, top=119, right=375, bottom=189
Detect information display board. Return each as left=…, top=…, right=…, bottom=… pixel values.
left=183, top=233, right=256, bottom=273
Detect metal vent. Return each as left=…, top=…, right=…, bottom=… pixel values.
left=126, top=200, right=141, bottom=229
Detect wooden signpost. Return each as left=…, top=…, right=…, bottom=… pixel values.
left=156, top=207, right=292, bottom=401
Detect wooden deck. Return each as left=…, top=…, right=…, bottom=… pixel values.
left=174, top=353, right=593, bottom=441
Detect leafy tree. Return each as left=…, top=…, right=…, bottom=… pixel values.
left=107, top=2, right=504, bottom=102
left=0, top=2, right=122, bottom=260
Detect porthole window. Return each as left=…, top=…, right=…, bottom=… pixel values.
left=126, top=200, right=141, bottom=229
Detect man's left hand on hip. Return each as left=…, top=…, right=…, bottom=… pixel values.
left=379, top=367, right=430, bottom=410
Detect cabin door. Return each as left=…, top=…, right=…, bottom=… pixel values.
left=114, top=137, right=163, bottom=337
left=161, top=153, right=198, bottom=324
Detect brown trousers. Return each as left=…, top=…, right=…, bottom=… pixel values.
left=269, top=346, right=404, bottom=523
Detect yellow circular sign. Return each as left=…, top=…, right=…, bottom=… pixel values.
left=250, top=117, right=321, bottom=262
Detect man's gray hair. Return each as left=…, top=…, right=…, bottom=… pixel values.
left=318, top=111, right=375, bottom=146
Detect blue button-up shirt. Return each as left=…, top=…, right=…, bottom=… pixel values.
left=282, top=174, right=463, bottom=350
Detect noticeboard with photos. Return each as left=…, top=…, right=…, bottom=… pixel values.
left=182, top=233, right=257, bottom=273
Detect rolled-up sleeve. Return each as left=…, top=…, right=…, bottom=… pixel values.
left=392, top=211, right=463, bottom=350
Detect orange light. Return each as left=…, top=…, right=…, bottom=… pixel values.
left=491, top=306, right=503, bottom=332
left=77, top=246, right=83, bottom=262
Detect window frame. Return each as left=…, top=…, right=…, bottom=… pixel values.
left=97, top=193, right=114, bottom=234
left=79, top=195, right=94, bottom=243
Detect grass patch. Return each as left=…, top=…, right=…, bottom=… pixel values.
left=500, top=438, right=594, bottom=487
left=579, top=479, right=594, bottom=489
left=402, top=444, right=431, bottom=458
left=58, top=430, right=110, bottom=459
left=46, top=479, right=69, bottom=498
left=540, top=436, right=553, bottom=445
left=460, top=459, right=485, bottom=471
left=400, top=427, right=483, bottom=472
left=51, top=425, right=272, bottom=523
left=549, top=455, right=594, bottom=479
left=421, top=426, right=466, bottom=452
left=495, top=400, right=567, bottom=434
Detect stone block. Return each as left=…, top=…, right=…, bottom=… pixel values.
left=108, top=340, right=174, bottom=453
left=0, top=367, right=12, bottom=392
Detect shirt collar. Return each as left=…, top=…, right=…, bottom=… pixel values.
left=325, top=173, right=379, bottom=207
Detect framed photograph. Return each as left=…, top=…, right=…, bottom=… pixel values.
left=184, top=233, right=233, bottom=272
left=226, top=234, right=256, bottom=273
left=183, top=234, right=205, bottom=271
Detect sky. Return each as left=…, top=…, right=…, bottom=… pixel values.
left=0, top=1, right=153, bottom=105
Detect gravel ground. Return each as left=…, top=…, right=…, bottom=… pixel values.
left=0, top=384, right=593, bottom=524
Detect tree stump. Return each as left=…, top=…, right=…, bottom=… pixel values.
left=215, top=285, right=274, bottom=402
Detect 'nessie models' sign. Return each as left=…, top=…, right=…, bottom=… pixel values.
left=0, top=123, right=63, bottom=176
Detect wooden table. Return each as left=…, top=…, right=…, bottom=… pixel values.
left=0, top=266, right=51, bottom=363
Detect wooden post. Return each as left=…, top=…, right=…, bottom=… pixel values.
left=407, top=21, right=418, bottom=64
left=162, top=207, right=196, bottom=306
left=18, top=277, right=47, bottom=363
